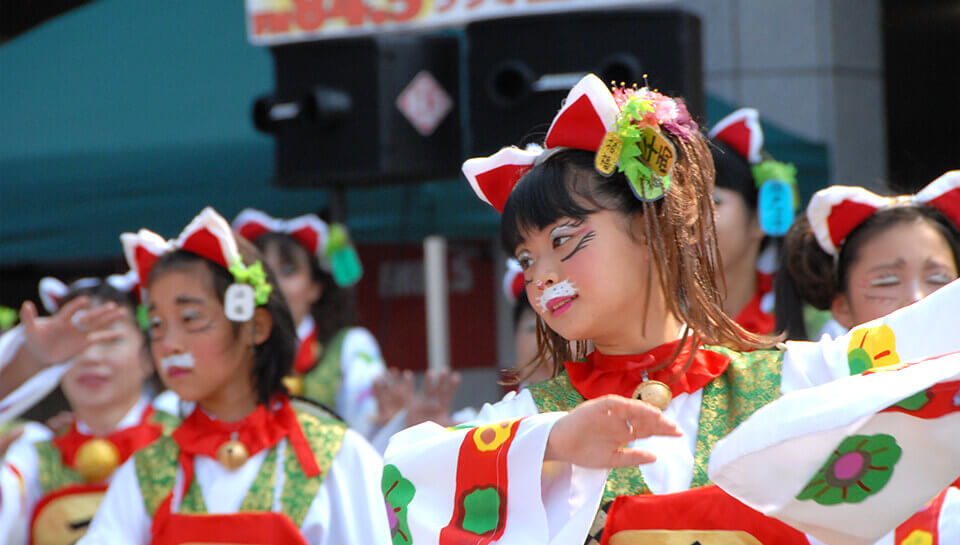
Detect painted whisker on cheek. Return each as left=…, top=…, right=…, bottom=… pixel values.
left=536, top=280, right=579, bottom=314
left=562, top=231, right=596, bottom=262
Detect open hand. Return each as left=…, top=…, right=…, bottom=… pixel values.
left=372, top=368, right=415, bottom=425
left=545, top=395, right=682, bottom=468
left=405, top=370, right=461, bottom=427
left=45, top=411, right=75, bottom=434
left=20, top=297, right=126, bottom=366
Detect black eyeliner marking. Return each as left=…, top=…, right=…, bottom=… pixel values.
left=562, top=231, right=596, bottom=262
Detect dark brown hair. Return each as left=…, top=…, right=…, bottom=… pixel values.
left=252, top=233, right=357, bottom=346
left=777, top=206, right=960, bottom=339
left=501, top=134, right=777, bottom=382
left=146, top=237, right=297, bottom=404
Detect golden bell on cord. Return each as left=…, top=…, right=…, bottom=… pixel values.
left=74, top=439, right=120, bottom=482
left=632, top=380, right=673, bottom=411
left=217, top=439, right=249, bottom=470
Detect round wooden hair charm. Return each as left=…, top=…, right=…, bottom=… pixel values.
left=217, top=435, right=249, bottom=470
left=75, top=439, right=120, bottom=482
left=632, top=380, right=673, bottom=411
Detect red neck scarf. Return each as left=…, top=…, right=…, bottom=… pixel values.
left=292, top=327, right=319, bottom=375
left=171, top=395, right=319, bottom=480
left=153, top=396, right=319, bottom=538
left=53, top=405, right=162, bottom=472
left=563, top=338, right=732, bottom=401
left=734, top=270, right=775, bottom=335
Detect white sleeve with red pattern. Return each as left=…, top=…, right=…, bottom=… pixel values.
left=383, top=389, right=608, bottom=545
left=780, top=276, right=960, bottom=394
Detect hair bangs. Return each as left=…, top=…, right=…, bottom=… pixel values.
left=500, top=150, right=606, bottom=254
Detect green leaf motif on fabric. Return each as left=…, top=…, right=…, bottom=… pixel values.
left=382, top=464, right=416, bottom=545
left=357, top=352, right=382, bottom=365
left=460, top=486, right=502, bottom=535
left=796, top=433, right=902, bottom=505
left=35, top=441, right=84, bottom=494
left=895, top=390, right=931, bottom=411
left=847, top=347, right=873, bottom=375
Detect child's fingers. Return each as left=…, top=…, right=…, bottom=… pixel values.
left=610, top=446, right=657, bottom=468
left=86, top=329, right=125, bottom=345
left=620, top=401, right=682, bottom=439
left=58, top=296, right=91, bottom=320
left=440, top=372, right=461, bottom=402
left=20, top=301, right=38, bottom=331
left=75, top=303, right=124, bottom=330
left=424, top=371, right=444, bottom=398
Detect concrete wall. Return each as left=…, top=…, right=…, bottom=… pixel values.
left=676, top=0, right=887, bottom=190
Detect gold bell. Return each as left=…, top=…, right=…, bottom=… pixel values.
left=74, top=439, right=120, bottom=482
left=282, top=375, right=304, bottom=397
left=217, top=435, right=249, bottom=470
left=632, top=379, right=673, bottom=411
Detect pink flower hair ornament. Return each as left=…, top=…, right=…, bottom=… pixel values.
left=462, top=73, right=699, bottom=213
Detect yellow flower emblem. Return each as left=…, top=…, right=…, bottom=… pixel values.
left=472, top=421, right=515, bottom=452
left=901, top=529, right=933, bottom=545
left=847, top=325, right=900, bottom=375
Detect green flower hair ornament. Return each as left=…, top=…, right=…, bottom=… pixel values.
left=324, top=224, right=363, bottom=288
left=752, top=159, right=798, bottom=193
left=613, top=95, right=676, bottom=202
left=228, top=258, right=273, bottom=305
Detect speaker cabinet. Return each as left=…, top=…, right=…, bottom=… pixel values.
left=259, top=34, right=462, bottom=187
left=467, top=9, right=703, bottom=157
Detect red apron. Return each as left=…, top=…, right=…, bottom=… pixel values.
left=601, top=485, right=810, bottom=545
left=151, top=510, right=309, bottom=545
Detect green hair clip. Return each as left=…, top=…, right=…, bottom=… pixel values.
left=753, top=160, right=797, bottom=190
left=325, top=224, right=363, bottom=288
left=0, top=305, right=18, bottom=330
left=228, top=258, right=274, bottom=305
left=136, top=304, right=150, bottom=331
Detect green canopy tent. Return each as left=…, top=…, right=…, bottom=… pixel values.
left=0, top=0, right=827, bottom=269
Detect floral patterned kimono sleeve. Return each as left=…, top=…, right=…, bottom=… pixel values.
left=780, top=276, right=960, bottom=394
left=383, top=389, right=608, bottom=545
left=709, top=279, right=960, bottom=545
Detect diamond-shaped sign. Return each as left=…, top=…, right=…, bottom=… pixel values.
left=396, top=70, right=453, bottom=137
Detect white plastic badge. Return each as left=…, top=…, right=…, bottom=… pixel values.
left=224, top=283, right=256, bottom=322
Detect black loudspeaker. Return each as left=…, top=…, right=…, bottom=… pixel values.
left=255, top=34, right=462, bottom=187
left=467, top=9, right=703, bottom=157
